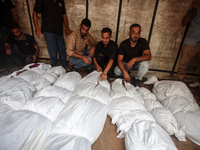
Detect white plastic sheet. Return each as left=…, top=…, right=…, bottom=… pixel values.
left=23, top=96, right=65, bottom=122
left=153, top=80, right=196, bottom=103
left=125, top=122, right=177, bottom=150
left=47, top=66, right=66, bottom=76
left=72, top=71, right=110, bottom=104
left=31, top=77, right=51, bottom=91
left=0, top=111, right=53, bottom=150
left=54, top=71, right=82, bottom=91
left=152, top=80, right=200, bottom=144
left=137, top=87, right=186, bottom=141
left=174, top=110, right=200, bottom=146
left=53, top=95, right=108, bottom=144
left=109, top=79, right=177, bottom=150
left=34, top=85, right=72, bottom=104
left=42, top=133, right=91, bottom=150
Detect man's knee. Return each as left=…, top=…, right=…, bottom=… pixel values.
left=114, top=66, right=122, bottom=76
left=139, top=61, right=149, bottom=69
left=25, top=55, right=33, bottom=64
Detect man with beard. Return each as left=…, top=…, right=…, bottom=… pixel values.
left=66, top=18, right=97, bottom=72
left=114, top=24, right=151, bottom=87
left=4, top=23, right=39, bottom=68
left=93, top=27, right=118, bottom=80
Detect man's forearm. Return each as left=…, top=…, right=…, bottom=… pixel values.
left=63, top=14, right=70, bottom=32
left=93, top=57, right=99, bottom=67
left=130, top=55, right=151, bottom=63
left=33, top=11, right=39, bottom=30
left=118, top=60, right=127, bottom=74
left=34, top=45, right=39, bottom=56
left=4, top=43, right=11, bottom=50
left=11, top=8, right=18, bottom=23
left=104, top=59, right=114, bottom=73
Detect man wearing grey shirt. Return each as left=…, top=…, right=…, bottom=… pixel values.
left=177, top=0, right=200, bottom=81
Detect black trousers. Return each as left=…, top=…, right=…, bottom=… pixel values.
left=0, top=40, right=8, bottom=69
left=96, top=55, right=117, bottom=74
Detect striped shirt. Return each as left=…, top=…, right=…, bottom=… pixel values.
left=66, top=29, right=97, bottom=57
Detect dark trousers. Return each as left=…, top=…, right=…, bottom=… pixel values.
left=10, top=45, right=34, bottom=67
left=96, top=56, right=117, bottom=74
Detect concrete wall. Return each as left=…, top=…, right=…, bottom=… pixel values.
left=12, top=0, right=200, bottom=75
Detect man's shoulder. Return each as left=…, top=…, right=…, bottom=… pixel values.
left=120, top=38, right=130, bottom=46
left=97, top=41, right=103, bottom=46
left=109, top=40, right=118, bottom=47
left=138, top=37, right=149, bottom=44
left=138, top=37, right=148, bottom=42
left=69, top=29, right=80, bottom=38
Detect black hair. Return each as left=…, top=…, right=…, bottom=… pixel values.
left=101, top=27, right=112, bottom=36
left=130, top=23, right=141, bottom=31
left=81, top=18, right=91, bottom=27
left=10, top=22, right=21, bottom=30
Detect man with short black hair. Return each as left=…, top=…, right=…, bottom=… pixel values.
left=4, top=23, right=39, bottom=68
left=93, top=27, right=118, bottom=80
left=66, top=18, right=97, bottom=71
left=33, top=0, right=71, bottom=71
left=114, top=23, right=151, bottom=87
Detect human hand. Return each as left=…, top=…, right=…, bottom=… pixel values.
left=96, top=66, right=102, bottom=72
left=88, top=47, right=95, bottom=57
left=82, top=56, right=91, bottom=64
left=6, top=49, right=11, bottom=55
left=192, top=0, right=200, bottom=9
left=124, top=72, right=131, bottom=82
left=126, top=59, right=135, bottom=69
left=36, top=28, right=43, bottom=38
left=99, top=72, right=107, bottom=80
left=33, top=55, right=37, bottom=62
left=65, top=29, right=72, bottom=36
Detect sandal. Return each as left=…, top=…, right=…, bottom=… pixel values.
left=65, top=66, right=73, bottom=72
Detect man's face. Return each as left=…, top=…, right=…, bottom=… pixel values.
left=129, top=26, right=141, bottom=43
left=80, top=24, right=90, bottom=37
left=12, top=28, right=22, bottom=38
left=102, top=32, right=111, bottom=46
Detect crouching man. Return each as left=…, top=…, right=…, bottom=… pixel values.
left=93, top=27, right=118, bottom=80
left=114, top=24, right=151, bottom=87
left=4, top=23, right=39, bottom=68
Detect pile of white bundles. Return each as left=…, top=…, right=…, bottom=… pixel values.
left=152, top=80, right=200, bottom=146
left=41, top=71, right=110, bottom=150
left=0, top=63, right=109, bottom=150
left=137, top=87, right=186, bottom=141
left=108, top=79, right=177, bottom=150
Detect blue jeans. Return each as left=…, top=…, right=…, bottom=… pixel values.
left=114, top=61, right=150, bottom=80
left=69, top=49, right=93, bottom=70
left=44, top=32, right=67, bottom=68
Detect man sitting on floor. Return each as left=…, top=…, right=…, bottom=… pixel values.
left=4, top=23, right=39, bottom=68
left=114, top=23, right=151, bottom=87
left=66, top=18, right=97, bottom=72
left=93, top=27, right=118, bottom=80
